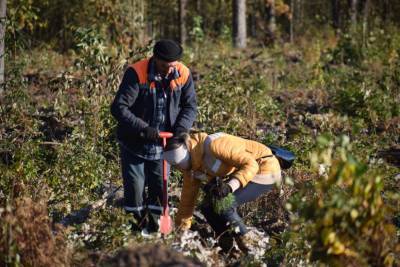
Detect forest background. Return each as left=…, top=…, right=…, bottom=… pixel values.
left=0, top=0, right=399, bottom=266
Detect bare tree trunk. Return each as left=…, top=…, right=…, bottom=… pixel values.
left=298, top=0, right=303, bottom=28
left=267, top=0, right=276, bottom=40
left=130, top=0, right=136, bottom=48
left=290, top=0, right=294, bottom=43
left=362, top=0, right=370, bottom=46
left=232, top=0, right=247, bottom=48
left=147, top=0, right=156, bottom=39
left=382, top=0, right=389, bottom=23
left=331, top=0, right=341, bottom=31
left=196, top=0, right=201, bottom=13
left=0, top=0, right=6, bottom=91
left=350, top=0, right=358, bottom=31
left=179, top=0, right=188, bottom=44
left=249, top=12, right=256, bottom=37
left=140, top=0, right=145, bottom=44
left=214, top=0, right=223, bottom=33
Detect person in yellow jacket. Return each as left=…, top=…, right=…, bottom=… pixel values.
left=163, top=131, right=282, bottom=252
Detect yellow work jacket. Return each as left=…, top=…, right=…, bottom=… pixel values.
left=175, top=132, right=281, bottom=229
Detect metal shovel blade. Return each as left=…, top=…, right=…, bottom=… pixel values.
left=159, top=209, right=172, bottom=235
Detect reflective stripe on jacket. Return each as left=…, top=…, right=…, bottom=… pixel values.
left=175, top=132, right=281, bottom=229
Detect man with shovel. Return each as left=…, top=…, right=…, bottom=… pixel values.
left=111, top=39, right=197, bottom=235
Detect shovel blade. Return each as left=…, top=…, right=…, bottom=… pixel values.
left=159, top=214, right=172, bottom=235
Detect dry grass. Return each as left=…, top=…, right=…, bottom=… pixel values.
left=0, top=197, right=70, bottom=267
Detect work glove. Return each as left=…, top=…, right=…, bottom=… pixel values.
left=141, top=126, right=159, bottom=141
left=209, top=177, right=232, bottom=200
left=173, top=126, right=188, bottom=137
left=174, top=213, right=192, bottom=231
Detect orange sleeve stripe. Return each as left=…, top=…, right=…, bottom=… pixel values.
left=170, top=62, right=190, bottom=89
left=129, top=59, right=150, bottom=84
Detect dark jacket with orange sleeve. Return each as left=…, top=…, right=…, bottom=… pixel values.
left=110, top=57, right=197, bottom=152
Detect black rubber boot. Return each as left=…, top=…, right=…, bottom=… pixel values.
left=130, top=212, right=147, bottom=232
left=218, top=233, right=234, bottom=253
left=146, top=212, right=160, bottom=233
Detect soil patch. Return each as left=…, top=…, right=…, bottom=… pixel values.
left=86, top=243, right=204, bottom=267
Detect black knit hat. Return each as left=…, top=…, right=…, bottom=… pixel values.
left=153, top=39, right=183, bottom=62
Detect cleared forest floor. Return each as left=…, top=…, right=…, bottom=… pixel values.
left=1, top=39, right=399, bottom=266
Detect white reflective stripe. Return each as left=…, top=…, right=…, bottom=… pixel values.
left=203, top=155, right=222, bottom=175
left=207, top=132, right=226, bottom=141
left=192, top=170, right=208, bottom=181
left=203, top=133, right=226, bottom=175
left=252, top=172, right=282, bottom=185
left=211, top=159, right=222, bottom=173
left=124, top=206, right=144, bottom=212
left=147, top=205, right=163, bottom=211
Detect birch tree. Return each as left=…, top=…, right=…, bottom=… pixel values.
left=179, top=0, right=188, bottom=44
left=362, top=0, right=371, bottom=46
left=267, top=0, right=276, bottom=40
left=232, top=0, right=247, bottom=48
left=350, top=0, right=358, bottom=32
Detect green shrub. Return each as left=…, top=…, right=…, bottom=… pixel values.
left=285, top=135, right=399, bottom=266
left=330, top=34, right=364, bottom=66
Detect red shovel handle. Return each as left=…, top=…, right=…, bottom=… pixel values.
left=160, top=131, right=173, bottom=235
left=159, top=132, right=173, bottom=147
left=159, top=131, right=173, bottom=139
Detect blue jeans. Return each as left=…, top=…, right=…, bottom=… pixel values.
left=201, top=182, right=274, bottom=237
left=120, top=145, right=169, bottom=231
